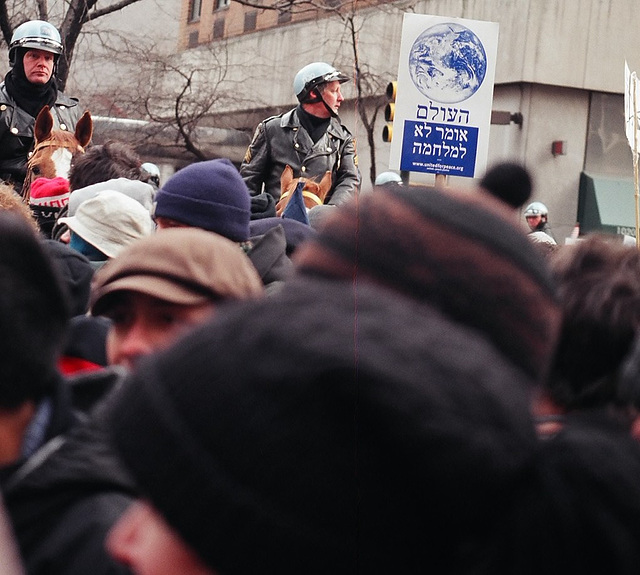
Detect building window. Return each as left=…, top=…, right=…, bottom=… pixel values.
left=244, top=11, right=257, bottom=32
left=277, top=11, right=292, bottom=24
left=213, top=18, right=225, bottom=39
left=188, top=0, right=202, bottom=22
left=585, top=93, right=629, bottom=178
left=214, top=0, right=230, bottom=11
left=188, top=31, right=199, bottom=47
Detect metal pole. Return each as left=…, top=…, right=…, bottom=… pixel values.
left=634, top=78, right=639, bottom=249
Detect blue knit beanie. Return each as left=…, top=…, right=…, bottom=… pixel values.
left=154, top=159, right=251, bottom=242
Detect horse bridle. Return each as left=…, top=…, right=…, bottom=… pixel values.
left=28, top=139, right=85, bottom=161
left=22, top=140, right=85, bottom=201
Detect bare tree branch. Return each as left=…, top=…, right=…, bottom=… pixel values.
left=36, top=0, right=47, bottom=21
left=232, top=0, right=350, bottom=15
left=83, top=30, right=238, bottom=160
left=0, top=2, right=11, bottom=47
left=0, top=0, right=146, bottom=89
left=171, top=72, right=207, bottom=160
left=85, top=0, right=144, bottom=22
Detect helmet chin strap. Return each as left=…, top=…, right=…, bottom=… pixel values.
left=321, top=96, right=338, bottom=118
left=315, top=88, right=338, bottom=118
left=309, top=87, right=338, bottom=118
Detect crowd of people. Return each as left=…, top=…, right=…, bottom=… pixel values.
left=3, top=17, right=640, bottom=575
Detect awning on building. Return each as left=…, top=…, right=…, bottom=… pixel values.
left=578, top=172, right=638, bottom=237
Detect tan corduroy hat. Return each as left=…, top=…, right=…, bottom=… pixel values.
left=90, top=227, right=264, bottom=316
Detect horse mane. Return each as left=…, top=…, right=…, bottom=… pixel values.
left=276, top=165, right=332, bottom=216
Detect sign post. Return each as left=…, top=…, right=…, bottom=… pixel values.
left=388, top=14, right=499, bottom=184
left=625, top=61, right=640, bottom=248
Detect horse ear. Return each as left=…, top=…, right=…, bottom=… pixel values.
left=281, top=165, right=294, bottom=190
left=74, top=111, right=93, bottom=148
left=34, top=106, right=54, bottom=144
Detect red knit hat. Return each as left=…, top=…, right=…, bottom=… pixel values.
left=29, top=176, right=70, bottom=237
left=29, top=176, right=70, bottom=208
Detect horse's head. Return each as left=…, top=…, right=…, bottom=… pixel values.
left=21, top=105, right=93, bottom=202
left=276, top=165, right=332, bottom=216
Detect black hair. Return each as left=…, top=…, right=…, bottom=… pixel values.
left=0, top=213, right=69, bottom=408
left=547, top=234, right=640, bottom=409
left=499, top=414, right=640, bottom=575
left=68, top=140, right=143, bottom=192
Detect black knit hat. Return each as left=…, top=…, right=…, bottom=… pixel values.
left=249, top=217, right=317, bottom=255
left=0, top=213, right=69, bottom=407
left=479, top=161, right=532, bottom=209
left=42, top=239, right=94, bottom=316
left=502, top=413, right=640, bottom=575
left=294, top=186, right=562, bottom=383
left=101, top=279, right=538, bottom=574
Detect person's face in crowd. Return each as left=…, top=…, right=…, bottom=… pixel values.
left=104, top=291, right=216, bottom=370
left=23, top=49, right=55, bottom=85
left=107, top=500, right=216, bottom=575
left=154, top=216, right=189, bottom=230
left=526, top=214, right=543, bottom=231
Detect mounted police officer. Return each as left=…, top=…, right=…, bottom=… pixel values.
left=240, top=62, right=360, bottom=219
left=0, top=20, right=82, bottom=191
left=524, top=201, right=556, bottom=241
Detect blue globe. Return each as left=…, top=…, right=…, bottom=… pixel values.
left=409, top=23, right=487, bottom=104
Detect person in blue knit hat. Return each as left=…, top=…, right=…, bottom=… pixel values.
left=154, top=158, right=250, bottom=243
left=153, top=158, right=294, bottom=292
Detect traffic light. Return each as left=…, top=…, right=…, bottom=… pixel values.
left=382, top=81, right=397, bottom=142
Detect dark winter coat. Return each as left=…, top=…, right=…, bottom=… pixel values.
left=0, top=83, right=82, bottom=186
left=248, top=224, right=294, bottom=294
left=1, top=376, right=136, bottom=575
left=240, top=106, right=360, bottom=209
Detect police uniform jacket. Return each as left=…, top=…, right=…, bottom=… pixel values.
left=0, top=83, right=82, bottom=184
left=240, top=106, right=360, bottom=206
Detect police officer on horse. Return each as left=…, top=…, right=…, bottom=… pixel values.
left=240, top=62, right=360, bottom=219
left=0, top=20, right=82, bottom=191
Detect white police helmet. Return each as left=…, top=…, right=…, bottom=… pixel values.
left=9, top=20, right=63, bottom=66
left=524, top=201, right=548, bottom=217
left=293, top=62, right=349, bottom=103
left=375, top=171, right=403, bottom=187
left=141, top=162, right=161, bottom=187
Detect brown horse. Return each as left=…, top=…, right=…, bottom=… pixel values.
left=276, top=165, right=332, bottom=216
left=21, top=105, right=93, bottom=202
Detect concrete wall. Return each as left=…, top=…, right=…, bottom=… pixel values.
left=519, top=85, right=590, bottom=241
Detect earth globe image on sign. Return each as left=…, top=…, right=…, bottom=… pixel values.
left=409, top=22, right=487, bottom=104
